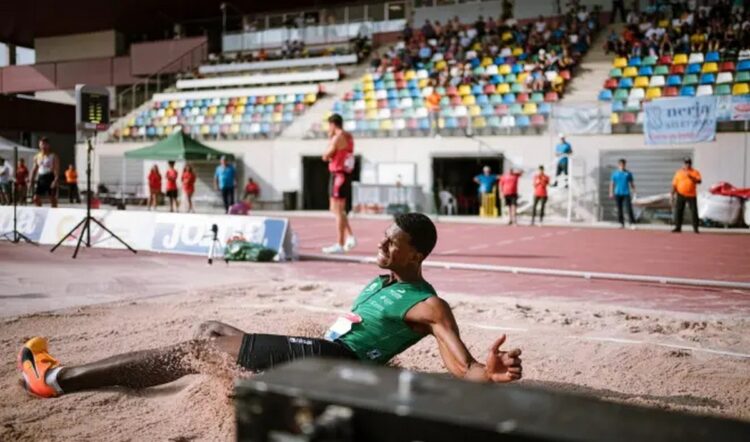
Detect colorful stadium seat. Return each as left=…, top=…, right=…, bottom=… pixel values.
left=696, top=85, right=713, bottom=96
left=732, top=83, right=750, bottom=95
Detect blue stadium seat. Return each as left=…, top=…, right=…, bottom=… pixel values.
left=512, top=64, right=524, bottom=74
left=628, top=56, right=641, bottom=66
left=445, top=117, right=458, bottom=129
left=418, top=118, right=431, bottom=130
left=705, top=51, right=720, bottom=63
left=538, top=103, right=552, bottom=115
left=700, top=73, right=716, bottom=84
left=686, top=63, right=702, bottom=74
left=638, top=66, right=653, bottom=76
left=598, top=89, right=613, bottom=101
left=490, top=74, right=502, bottom=84
left=619, top=77, right=634, bottom=88
left=503, top=93, right=516, bottom=104
left=611, top=101, right=625, bottom=112
left=477, top=94, right=490, bottom=105
left=667, top=75, right=682, bottom=86
left=472, top=84, right=483, bottom=95
left=738, top=60, right=750, bottom=71
left=680, top=86, right=696, bottom=96
left=515, top=115, right=531, bottom=127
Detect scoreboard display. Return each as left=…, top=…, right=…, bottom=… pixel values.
left=75, top=84, right=110, bottom=133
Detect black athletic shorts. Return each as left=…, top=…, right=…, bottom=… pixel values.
left=328, top=172, right=352, bottom=200
left=35, top=173, right=55, bottom=197
left=237, top=333, right=358, bottom=372
left=166, top=189, right=178, bottom=198
left=504, top=194, right=518, bottom=206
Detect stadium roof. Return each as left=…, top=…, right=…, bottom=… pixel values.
left=1, top=0, right=351, bottom=47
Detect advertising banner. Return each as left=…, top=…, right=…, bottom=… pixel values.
left=550, top=102, right=612, bottom=135
left=643, top=96, right=717, bottom=144
left=0, top=207, right=48, bottom=241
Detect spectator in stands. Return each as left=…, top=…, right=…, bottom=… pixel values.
left=243, top=177, right=260, bottom=205
left=671, top=157, right=702, bottom=234
left=474, top=166, right=499, bottom=204
left=427, top=86, right=441, bottom=135
left=182, top=164, right=196, bottom=213
left=214, top=156, right=237, bottom=214
left=31, top=137, right=59, bottom=208
left=0, top=157, right=12, bottom=205
left=147, top=165, right=161, bottom=211
left=610, top=159, right=637, bottom=229
left=165, top=161, right=179, bottom=212
left=422, top=20, right=436, bottom=40
left=500, top=168, right=523, bottom=226
left=553, top=134, right=573, bottom=187
left=64, top=165, right=80, bottom=204
left=15, top=158, right=28, bottom=205
left=531, top=165, right=550, bottom=226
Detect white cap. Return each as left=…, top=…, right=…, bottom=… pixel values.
left=558, top=133, right=565, bottom=139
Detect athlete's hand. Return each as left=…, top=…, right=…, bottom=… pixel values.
left=484, top=334, right=522, bottom=383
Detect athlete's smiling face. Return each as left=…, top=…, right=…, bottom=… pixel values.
left=376, top=223, right=421, bottom=271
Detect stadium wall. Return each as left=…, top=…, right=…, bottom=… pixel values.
left=88, top=132, right=749, bottom=221
left=34, top=30, right=121, bottom=63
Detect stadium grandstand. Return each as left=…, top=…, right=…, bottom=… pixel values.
left=0, top=0, right=748, bottom=220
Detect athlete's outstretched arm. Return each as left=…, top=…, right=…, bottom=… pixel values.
left=405, top=297, right=522, bottom=383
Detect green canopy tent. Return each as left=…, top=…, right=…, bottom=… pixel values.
left=121, top=132, right=234, bottom=206
left=124, top=131, right=234, bottom=161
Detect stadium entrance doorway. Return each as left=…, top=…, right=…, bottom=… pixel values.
left=302, top=155, right=361, bottom=211
left=432, top=155, right=504, bottom=215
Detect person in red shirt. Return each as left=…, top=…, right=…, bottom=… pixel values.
left=499, top=168, right=523, bottom=225
left=531, top=165, right=549, bottom=226
left=147, top=165, right=161, bottom=211
left=243, top=177, right=260, bottom=206
left=181, top=164, right=196, bottom=213
left=165, top=161, right=179, bottom=212
left=15, top=158, right=29, bottom=205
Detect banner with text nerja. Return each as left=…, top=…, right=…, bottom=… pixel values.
left=643, top=96, right=717, bottom=145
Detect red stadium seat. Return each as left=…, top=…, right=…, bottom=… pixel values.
left=544, top=91, right=559, bottom=102
left=531, top=114, right=546, bottom=126
left=663, top=86, right=679, bottom=97
left=670, top=64, right=685, bottom=75
left=721, top=61, right=736, bottom=72
left=516, top=93, right=529, bottom=104
left=658, top=55, right=673, bottom=65
left=604, top=78, right=618, bottom=89
left=560, top=70, right=571, bottom=80
left=620, top=112, right=636, bottom=124
left=446, top=86, right=458, bottom=96
left=495, top=104, right=509, bottom=115
left=483, top=84, right=496, bottom=94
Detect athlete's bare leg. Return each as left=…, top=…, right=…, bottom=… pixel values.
left=330, top=198, right=353, bottom=246
left=55, top=321, right=244, bottom=393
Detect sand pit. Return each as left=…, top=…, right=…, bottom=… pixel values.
left=2, top=279, right=749, bottom=441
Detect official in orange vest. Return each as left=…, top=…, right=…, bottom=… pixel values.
left=671, top=157, right=702, bottom=233
left=65, top=165, right=81, bottom=204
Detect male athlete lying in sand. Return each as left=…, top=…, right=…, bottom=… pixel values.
left=19, top=213, right=522, bottom=397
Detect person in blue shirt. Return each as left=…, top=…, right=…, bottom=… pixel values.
left=553, top=134, right=573, bottom=187
left=473, top=166, right=498, bottom=213
left=609, top=158, right=637, bottom=229
left=214, top=156, right=237, bottom=214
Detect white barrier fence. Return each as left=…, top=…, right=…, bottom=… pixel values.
left=0, top=207, right=294, bottom=260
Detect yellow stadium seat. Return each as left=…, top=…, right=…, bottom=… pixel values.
left=613, top=57, right=627, bottom=68
left=366, top=109, right=378, bottom=119
left=512, top=47, right=523, bottom=56
left=523, top=103, right=538, bottom=115
left=122, top=127, right=131, bottom=137
left=462, top=95, right=476, bottom=105
left=469, top=105, right=481, bottom=116
left=481, top=57, right=493, bottom=67
left=634, top=76, right=649, bottom=88
left=732, top=83, right=750, bottom=95
left=230, top=124, right=240, bottom=134
left=517, top=72, right=529, bottom=84
left=208, top=106, right=217, bottom=116
left=473, top=117, right=487, bottom=128
left=128, top=117, right=136, bottom=126
left=673, top=54, right=688, bottom=65
left=418, top=78, right=429, bottom=89
left=380, top=120, right=393, bottom=130
left=623, top=67, right=638, bottom=77
left=646, top=87, right=662, bottom=99
left=404, top=70, right=416, bottom=80
left=499, top=64, right=512, bottom=75
left=365, top=90, right=376, bottom=100
left=238, top=97, right=247, bottom=105
left=362, top=73, right=373, bottom=82
left=236, top=105, right=245, bottom=114
left=658, top=19, right=669, bottom=28
left=365, top=99, right=377, bottom=110
left=232, top=114, right=242, bottom=123
left=304, top=93, right=317, bottom=104
left=458, top=84, right=472, bottom=96
left=497, top=83, right=510, bottom=94
left=610, top=113, right=619, bottom=124
left=165, top=108, right=174, bottom=117
left=200, top=124, right=210, bottom=135
left=501, top=32, right=513, bottom=41
left=435, top=60, right=447, bottom=71
left=472, top=42, right=482, bottom=52
left=164, top=126, right=173, bottom=135
left=363, top=82, right=374, bottom=92
left=266, top=96, right=276, bottom=104
left=702, top=62, right=718, bottom=73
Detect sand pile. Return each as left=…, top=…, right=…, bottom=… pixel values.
left=1, top=280, right=749, bottom=441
